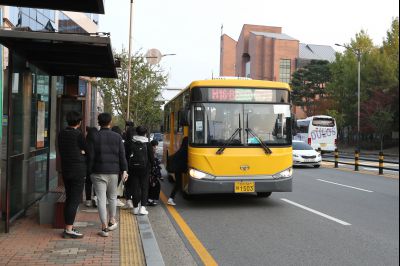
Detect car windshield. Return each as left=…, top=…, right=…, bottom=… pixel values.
left=293, top=141, right=314, bottom=150
left=153, top=133, right=163, bottom=142
left=191, top=103, right=291, bottom=146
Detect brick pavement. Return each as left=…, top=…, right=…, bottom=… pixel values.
left=0, top=203, right=144, bottom=266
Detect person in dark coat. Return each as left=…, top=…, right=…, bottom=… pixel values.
left=130, top=126, right=154, bottom=215
left=123, top=125, right=136, bottom=209
left=57, top=111, right=87, bottom=238
left=88, top=113, right=128, bottom=237
left=148, top=140, right=162, bottom=206
left=85, top=127, right=98, bottom=207
left=167, top=137, right=188, bottom=206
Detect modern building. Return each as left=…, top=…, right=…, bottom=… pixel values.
left=0, top=0, right=116, bottom=233
left=220, top=24, right=335, bottom=118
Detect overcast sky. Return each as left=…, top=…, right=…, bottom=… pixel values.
left=99, top=0, right=399, bottom=88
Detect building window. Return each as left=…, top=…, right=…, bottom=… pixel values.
left=279, top=59, right=291, bottom=83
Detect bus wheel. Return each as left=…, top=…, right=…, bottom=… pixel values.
left=257, top=192, right=272, bottom=198
left=168, top=174, right=175, bottom=183
left=314, top=165, right=321, bottom=168
left=182, top=191, right=193, bottom=200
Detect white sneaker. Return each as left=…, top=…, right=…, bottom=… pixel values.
left=139, top=206, right=148, bottom=215
left=116, top=199, right=125, bottom=207
left=132, top=207, right=140, bottom=215
left=98, top=228, right=109, bottom=237
left=107, top=222, right=118, bottom=231
left=124, top=199, right=133, bottom=209
left=85, top=200, right=92, bottom=207
left=167, top=198, right=176, bottom=206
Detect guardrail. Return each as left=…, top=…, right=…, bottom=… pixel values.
left=322, top=149, right=399, bottom=175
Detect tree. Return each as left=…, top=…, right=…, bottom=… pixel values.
left=327, top=31, right=375, bottom=134
left=291, top=60, right=331, bottom=117
left=95, top=50, right=168, bottom=131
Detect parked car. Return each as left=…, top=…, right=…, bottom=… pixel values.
left=292, top=140, right=322, bottom=168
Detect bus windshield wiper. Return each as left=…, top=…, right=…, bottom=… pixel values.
left=245, top=128, right=272, bottom=155
left=216, top=127, right=242, bottom=155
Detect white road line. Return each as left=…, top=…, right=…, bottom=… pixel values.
left=316, top=179, right=374, bottom=193
left=281, top=198, right=351, bottom=226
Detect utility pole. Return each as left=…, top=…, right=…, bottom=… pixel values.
left=126, top=0, right=134, bottom=121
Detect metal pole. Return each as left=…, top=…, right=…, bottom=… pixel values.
left=126, top=0, right=134, bottom=121
left=357, top=51, right=361, bottom=152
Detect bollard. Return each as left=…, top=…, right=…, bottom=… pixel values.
left=355, top=149, right=359, bottom=171
left=334, top=148, right=339, bottom=168
left=379, top=152, right=384, bottom=175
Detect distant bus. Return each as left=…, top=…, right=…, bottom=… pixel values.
left=163, top=78, right=293, bottom=198
left=294, top=115, right=337, bottom=152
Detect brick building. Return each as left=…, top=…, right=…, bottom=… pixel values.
left=220, top=24, right=335, bottom=118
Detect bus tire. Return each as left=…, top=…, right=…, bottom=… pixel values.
left=257, top=192, right=272, bottom=198
left=182, top=191, right=193, bottom=200
left=314, top=165, right=321, bottom=168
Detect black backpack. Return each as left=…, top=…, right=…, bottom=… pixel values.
left=129, top=141, right=148, bottom=169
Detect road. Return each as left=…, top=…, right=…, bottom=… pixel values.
left=153, top=166, right=399, bottom=266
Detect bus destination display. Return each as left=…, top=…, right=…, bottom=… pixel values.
left=209, top=88, right=274, bottom=102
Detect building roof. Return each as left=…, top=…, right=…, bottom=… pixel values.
left=0, top=0, right=105, bottom=14
left=299, top=43, right=336, bottom=62
left=251, top=31, right=297, bottom=41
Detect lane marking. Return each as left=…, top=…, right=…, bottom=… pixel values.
left=160, top=191, right=218, bottom=266
left=316, top=179, right=374, bottom=193
left=281, top=198, right=351, bottom=226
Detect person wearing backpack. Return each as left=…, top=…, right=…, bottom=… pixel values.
left=129, top=126, right=154, bottom=215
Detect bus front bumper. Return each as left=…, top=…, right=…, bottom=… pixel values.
left=186, top=176, right=292, bottom=195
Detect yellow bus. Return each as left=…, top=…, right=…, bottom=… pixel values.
left=163, top=78, right=293, bottom=198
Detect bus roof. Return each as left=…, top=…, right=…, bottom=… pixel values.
left=164, top=79, right=291, bottom=107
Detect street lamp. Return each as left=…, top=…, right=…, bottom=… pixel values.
left=335, top=43, right=362, bottom=151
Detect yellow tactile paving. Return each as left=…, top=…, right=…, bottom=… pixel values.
left=120, top=209, right=146, bottom=266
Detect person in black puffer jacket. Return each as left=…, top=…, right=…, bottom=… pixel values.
left=88, top=113, right=128, bottom=237
left=57, top=111, right=87, bottom=239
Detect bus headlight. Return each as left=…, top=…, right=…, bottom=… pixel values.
left=189, top=168, right=207, bottom=179
left=272, top=167, right=293, bottom=179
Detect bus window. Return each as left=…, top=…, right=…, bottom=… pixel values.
left=296, top=120, right=310, bottom=133
left=312, top=117, right=335, bottom=127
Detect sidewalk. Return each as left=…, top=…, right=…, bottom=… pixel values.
left=0, top=203, right=146, bottom=266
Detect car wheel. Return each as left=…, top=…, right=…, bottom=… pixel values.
left=314, top=165, right=321, bottom=168
left=257, top=192, right=272, bottom=198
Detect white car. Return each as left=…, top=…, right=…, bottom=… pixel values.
left=292, top=140, right=322, bottom=168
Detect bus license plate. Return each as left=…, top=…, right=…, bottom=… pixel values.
left=234, top=181, right=255, bottom=193
left=320, top=143, right=327, bottom=147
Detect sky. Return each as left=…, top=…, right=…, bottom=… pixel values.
left=99, top=0, right=399, bottom=88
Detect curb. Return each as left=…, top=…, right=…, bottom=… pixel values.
left=137, top=215, right=165, bottom=266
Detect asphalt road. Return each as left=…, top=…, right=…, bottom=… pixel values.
left=157, top=166, right=399, bottom=266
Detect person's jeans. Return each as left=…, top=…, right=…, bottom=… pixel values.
left=63, top=176, right=85, bottom=226
left=170, top=171, right=182, bottom=199
left=131, top=168, right=149, bottom=208
left=91, top=174, right=118, bottom=225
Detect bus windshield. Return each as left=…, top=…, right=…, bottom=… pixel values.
left=192, top=103, right=291, bottom=146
